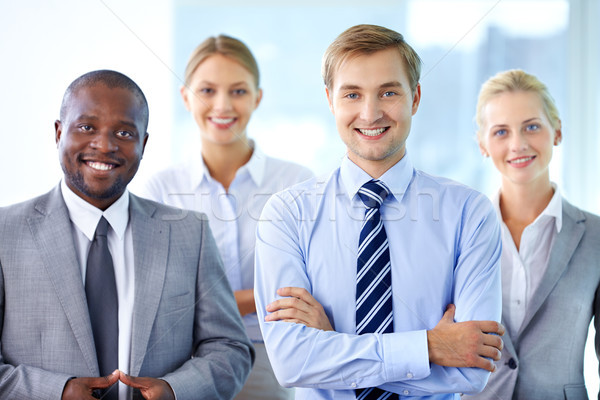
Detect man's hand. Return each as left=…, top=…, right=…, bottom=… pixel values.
left=427, top=304, right=505, bottom=372
left=119, top=371, right=175, bottom=400
left=62, top=370, right=119, bottom=399
left=235, top=289, right=256, bottom=316
left=265, top=287, right=333, bottom=331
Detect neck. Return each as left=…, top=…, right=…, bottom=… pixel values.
left=499, top=176, right=554, bottom=225
left=350, top=150, right=405, bottom=179
left=201, top=138, right=253, bottom=190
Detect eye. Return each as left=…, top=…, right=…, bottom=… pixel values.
left=116, top=130, right=134, bottom=138
left=493, top=129, right=507, bottom=137
left=345, top=93, right=359, bottom=100
left=80, top=125, right=93, bottom=132
left=199, top=87, right=214, bottom=95
left=382, top=91, right=397, bottom=97
left=525, top=123, right=540, bottom=132
left=232, top=88, right=247, bottom=96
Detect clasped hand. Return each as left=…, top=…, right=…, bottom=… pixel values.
left=62, top=370, right=175, bottom=400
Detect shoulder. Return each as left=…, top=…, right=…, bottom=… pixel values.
left=136, top=163, right=195, bottom=201
left=260, top=169, right=338, bottom=226
left=562, top=199, right=600, bottom=243
left=263, top=155, right=315, bottom=183
left=0, top=188, right=57, bottom=222
left=130, top=193, right=208, bottom=231
left=412, top=169, right=493, bottom=212
left=144, top=163, right=193, bottom=188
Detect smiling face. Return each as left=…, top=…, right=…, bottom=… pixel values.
left=479, top=90, right=561, bottom=189
left=326, top=48, right=420, bottom=177
left=181, top=53, right=262, bottom=147
left=55, top=84, right=148, bottom=210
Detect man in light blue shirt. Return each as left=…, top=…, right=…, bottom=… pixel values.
left=254, top=24, right=505, bottom=399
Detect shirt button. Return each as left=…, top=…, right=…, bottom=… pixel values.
left=406, top=372, right=413, bottom=379
left=350, top=382, right=357, bottom=388
left=507, top=358, right=517, bottom=369
left=404, top=390, right=410, bottom=395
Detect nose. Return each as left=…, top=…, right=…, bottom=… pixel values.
left=90, top=131, right=118, bottom=152
left=359, top=96, right=383, bottom=123
left=510, top=131, right=529, bottom=152
left=213, top=91, right=233, bottom=113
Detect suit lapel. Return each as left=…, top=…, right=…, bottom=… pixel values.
left=128, top=194, right=170, bottom=376
left=27, top=186, right=99, bottom=375
left=517, top=200, right=585, bottom=339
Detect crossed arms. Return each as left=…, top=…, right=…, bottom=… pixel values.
left=254, top=191, right=504, bottom=396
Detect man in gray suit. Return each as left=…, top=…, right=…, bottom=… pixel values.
left=0, top=70, right=253, bottom=400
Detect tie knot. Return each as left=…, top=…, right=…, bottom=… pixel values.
left=358, top=180, right=390, bottom=209
left=95, top=216, right=110, bottom=238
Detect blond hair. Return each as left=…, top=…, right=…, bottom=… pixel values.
left=322, top=24, right=422, bottom=93
left=476, top=69, right=560, bottom=136
left=183, top=34, right=259, bottom=88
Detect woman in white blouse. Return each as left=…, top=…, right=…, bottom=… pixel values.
left=465, top=69, right=600, bottom=400
left=141, top=35, right=313, bottom=399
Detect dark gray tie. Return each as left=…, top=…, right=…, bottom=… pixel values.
left=85, top=216, right=119, bottom=399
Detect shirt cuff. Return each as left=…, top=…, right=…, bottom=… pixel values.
left=383, top=329, right=430, bottom=381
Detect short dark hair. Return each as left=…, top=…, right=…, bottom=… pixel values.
left=60, top=69, right=149, bottom=131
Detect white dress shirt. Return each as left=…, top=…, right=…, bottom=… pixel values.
left=138, top=141, right=314, bottom=341
left=61, top=180, right=135, bottom=400
left=494, top=184, right=562, bottom=338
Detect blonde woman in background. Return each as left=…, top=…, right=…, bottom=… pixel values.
left=464, top=69, right=600, bottom=400
left=140, top=35, right=313, bottom=399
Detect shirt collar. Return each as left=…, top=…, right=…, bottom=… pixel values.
left=492, top=182, right=563, bottom=233
left=340, top=152, right=414, bottom=204
left=60, top=179, right=130, bottom=241
left=190, top=139, right=265, bottom=188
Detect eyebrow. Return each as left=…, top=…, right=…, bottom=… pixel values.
left=490, top=118, right=542, bottom=129
left=73, top=114, right=99, bottom=121
left=197, top=80, right=249, bottom=87
left=338, top=81, right=404, bottom=91
left=118, top=120, right=139, bottom=130
left=73, top=115, right=138, bottom=130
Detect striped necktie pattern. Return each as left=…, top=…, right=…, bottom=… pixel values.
left=355, top=180, right=398, bottom=400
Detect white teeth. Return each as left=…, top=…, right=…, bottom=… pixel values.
left=87, top=162, right=114, bottom=171
left=211, top=117, right=235, bottom=124
left=509, top=156, right=534, bottom=164
left=358, top=127, right=386, bottom=136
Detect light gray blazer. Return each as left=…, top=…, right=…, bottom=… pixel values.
left=0, top=185, right=253, bottom=400
left=464, top=199, right=600, bottom=400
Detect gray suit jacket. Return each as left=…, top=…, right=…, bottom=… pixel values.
left=0, top=185, right=253, bottom=400
left=464, top=199, right=600, bottom=400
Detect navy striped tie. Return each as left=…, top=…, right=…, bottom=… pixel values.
left=356, top=180, right=398, bottom=400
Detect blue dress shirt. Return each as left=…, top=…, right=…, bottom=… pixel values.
left=254, top=154, right=502, bottom=399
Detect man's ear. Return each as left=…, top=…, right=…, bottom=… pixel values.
left=54, top=120, right=62, bottom=146
left=142, top=132, right=149, bottom=155
left=325, top=86, right=334, bottom=114
left=180, top=86, right=191, bottom=111
left=411, top=83, right=421, bottom=115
